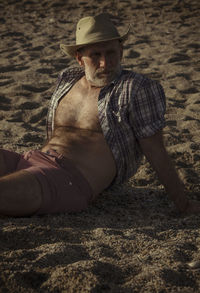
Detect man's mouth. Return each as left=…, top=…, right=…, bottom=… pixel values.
left=98, top=71, right=112, bottom=76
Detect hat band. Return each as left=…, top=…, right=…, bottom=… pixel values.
left=76, top=31, right=121, bottom=46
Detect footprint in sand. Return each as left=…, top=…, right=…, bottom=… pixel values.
left=25, top=46, right=44, bottom=52
left=21, top=133, right=44, bottom=144
left=29, top=108, right=48, bottom=124
left=0, top=65, right=30, bottom=73
left=126, top=49, right=141, bottom=59
left=17, top=101, right=40, bottom=110
left=179, top=87, right=199, bottom=94
left=14, top=271, right=49, bottom=290
left=7, top=111, right=23, bottom=122
left=2, top=31, right=24, bottom=38
left=22, top=84, right=50, bottom=93
left=36, top=68, right=53, bottom=74
left=24, top=45, right=45, bottom=59
left=168, top=53, right=191, bottom=63
left=0, top=96, right=11, bottom=111
left=0, top=78, right=14, bottom=87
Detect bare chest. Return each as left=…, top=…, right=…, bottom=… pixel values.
left=54, top=80, right=101, bottom=131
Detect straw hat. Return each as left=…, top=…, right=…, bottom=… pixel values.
left=60, top=13, right=129, bottom=57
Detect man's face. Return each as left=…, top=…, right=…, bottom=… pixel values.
left=76, top=40, right=123, bottom=87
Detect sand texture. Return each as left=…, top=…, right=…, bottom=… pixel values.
left=0, top=0, right=200, bottom=292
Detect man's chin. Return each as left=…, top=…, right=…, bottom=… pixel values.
left=88, top=77, right=110, bottom=87
left=95, top=74, right=116, bottom=85
left=86, top=71, right=116, bottom=87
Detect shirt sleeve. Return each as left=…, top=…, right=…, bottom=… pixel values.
left=46, top=70, right=67, bottom=140
left=129, top=79, right=166, bottom=138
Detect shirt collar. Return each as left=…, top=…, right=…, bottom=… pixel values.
left=109, top=66, right=123, bottom=86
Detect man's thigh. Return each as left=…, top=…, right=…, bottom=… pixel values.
left=21, top=150, right=93, bottom=215
left=0, top=149, right=93, bottom=216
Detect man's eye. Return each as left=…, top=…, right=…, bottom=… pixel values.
left=92, top=52, right=100, bottom=57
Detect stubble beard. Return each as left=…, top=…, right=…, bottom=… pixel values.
left=85, top=64, right=121, bottom=87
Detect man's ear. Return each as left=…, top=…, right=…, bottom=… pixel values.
left=75, top=51, right=84, bottom=66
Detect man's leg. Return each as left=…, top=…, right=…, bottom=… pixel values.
left=0, top=148, right=21, bottom=177
left=0, top=170, right=42, bottom=217
left=0, top=150, right=9, bottom=177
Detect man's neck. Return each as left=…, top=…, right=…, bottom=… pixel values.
left=81, top=76, right=105, bottom=90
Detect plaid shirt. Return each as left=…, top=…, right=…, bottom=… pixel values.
left=46, top=67, right=166, bottom=186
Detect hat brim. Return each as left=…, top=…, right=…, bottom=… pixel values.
left=60, top=27, right=130, bottom=57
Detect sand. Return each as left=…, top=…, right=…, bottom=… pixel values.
left=0, top=0, right=200, bottom=292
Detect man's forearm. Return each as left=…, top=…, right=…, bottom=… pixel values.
left=147, top=148, right=188, bottom=212
left=139, top=131, right=188, bottom=212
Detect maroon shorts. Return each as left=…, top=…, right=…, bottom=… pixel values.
left=0, top=148, right=93, bottom=215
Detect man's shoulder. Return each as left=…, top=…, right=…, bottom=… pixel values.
left=121, top=69, right=160, bottom=87
left=120, top=69, right=161, bottom=93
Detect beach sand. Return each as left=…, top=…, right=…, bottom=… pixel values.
left=0, top=0, right=200, bottom=292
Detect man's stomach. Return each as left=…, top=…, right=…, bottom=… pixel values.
left=41, top=126, right=117, bottom=197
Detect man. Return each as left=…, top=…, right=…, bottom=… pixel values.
left=0, top=13, right=199, bottom=217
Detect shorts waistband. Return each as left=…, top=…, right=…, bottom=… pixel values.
left=43, top=149, right=94, bottom=201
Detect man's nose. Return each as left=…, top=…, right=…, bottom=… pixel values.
left=99, top=55, right=108, bottom=68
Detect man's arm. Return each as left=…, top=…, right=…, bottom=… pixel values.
left=138, top=130, right=200, bottom=215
